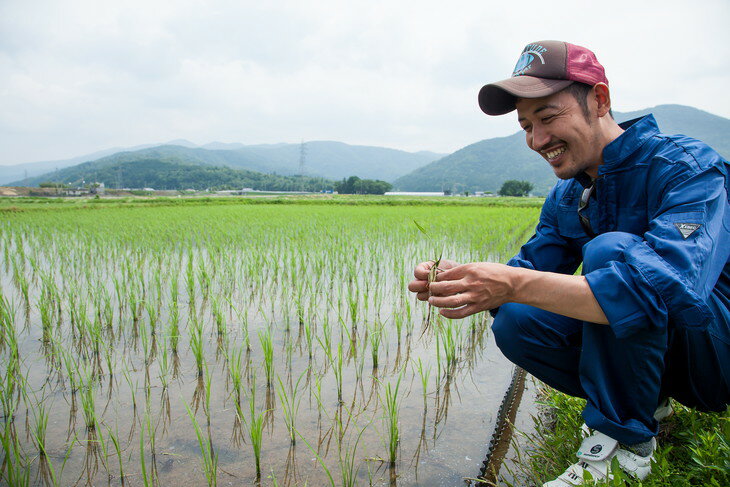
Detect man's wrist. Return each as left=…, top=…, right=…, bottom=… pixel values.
left=507, top=265, right=531, bottom=305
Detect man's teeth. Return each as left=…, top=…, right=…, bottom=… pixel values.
left=545, top=147, right=566, bottom=159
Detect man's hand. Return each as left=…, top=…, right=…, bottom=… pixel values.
left=419, top=261, right=609, bottom=324
left=427, top=262, right=517, bottom=319
left=408, top=259, right=459, bottom=302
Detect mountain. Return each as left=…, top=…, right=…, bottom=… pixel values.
left=393, top=104, right=730, bottom=195
left=0, top=139, right=197, bottom=185
left=14, top=158, right=333, bottom=192
left=10, top=141, right=445, bottom=187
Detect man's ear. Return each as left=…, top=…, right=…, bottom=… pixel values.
left=592, top=83, right=611, bottom=117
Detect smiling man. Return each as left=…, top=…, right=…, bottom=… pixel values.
left=408, top=40, right=730, bottom=485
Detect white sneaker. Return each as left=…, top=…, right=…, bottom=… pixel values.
left=542, top=431, right=655, bottom=486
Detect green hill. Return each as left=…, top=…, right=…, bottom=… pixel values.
left=8, top=141, right=443, bottom=187
left=393, top=105, right=730, bottom=195
left=18, top=158, right=333, bottom=192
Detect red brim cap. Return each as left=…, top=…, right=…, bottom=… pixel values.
left=478, top=76, right=573, bottom=115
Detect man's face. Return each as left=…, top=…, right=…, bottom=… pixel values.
left=516, top=89, right=602, bottom=180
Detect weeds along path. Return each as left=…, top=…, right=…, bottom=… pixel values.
left=0, top=199, right=539, bottom=486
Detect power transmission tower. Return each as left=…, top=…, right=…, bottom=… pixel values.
left=298, top=141, right=307, bottom=176
left=298, top=141, right=307, bottom=192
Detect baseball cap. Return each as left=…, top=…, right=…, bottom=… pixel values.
left=478, top=40, right=608, bottom=116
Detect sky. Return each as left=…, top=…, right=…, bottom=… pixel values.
left=1, top=0, right=728, bottom=165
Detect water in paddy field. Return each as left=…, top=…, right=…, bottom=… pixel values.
left=0, top=204, right=541, bottom=486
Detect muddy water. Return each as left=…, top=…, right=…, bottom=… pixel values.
left=9, top=303, right=534, bottom=487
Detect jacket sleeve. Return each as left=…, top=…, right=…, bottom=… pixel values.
left=505, top=185, right=582, bottom=275
left=585, top=159, right=730, bottom=339
left=491, top=186, right=583, bottom=318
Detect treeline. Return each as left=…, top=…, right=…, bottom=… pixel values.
left=38, top=159, right=334, bottom=192
left=334, top=176, right=392, bottom=195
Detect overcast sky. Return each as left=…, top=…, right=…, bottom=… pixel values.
left=1, top=0, right=728, bottom=165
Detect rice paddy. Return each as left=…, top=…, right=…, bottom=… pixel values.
left=0, top=199, right=539, bottom=486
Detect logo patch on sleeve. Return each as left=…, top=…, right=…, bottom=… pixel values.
left=674, top=222, right=701, bottom=239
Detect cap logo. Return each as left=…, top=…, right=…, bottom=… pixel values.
left=513, top=44, right=548, bottom=76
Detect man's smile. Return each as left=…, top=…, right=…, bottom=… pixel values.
left=542, top=145, right=566, bottom=162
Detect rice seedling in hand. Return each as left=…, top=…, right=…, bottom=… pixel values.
left=413, top=220, right=443, bottom=336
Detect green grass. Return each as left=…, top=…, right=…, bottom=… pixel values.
left=520, top=388, right=730, bottom=486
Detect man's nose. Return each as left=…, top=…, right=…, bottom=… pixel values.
left=530, top=125, right=552, bottom=151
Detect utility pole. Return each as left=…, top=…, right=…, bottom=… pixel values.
left=298, top=141, right=307, bottom=192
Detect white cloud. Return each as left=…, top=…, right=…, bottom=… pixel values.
left=1, top=0, right=728, bottom=164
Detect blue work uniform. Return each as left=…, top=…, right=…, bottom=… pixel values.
left=491, top=114, right=730, bottom=445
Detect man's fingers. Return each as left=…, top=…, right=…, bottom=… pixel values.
left=413, top=261, right=434, bottom=280
left=434, top=264, right=468, bottom=282
left=428, top=279, right=466, bottom=297
left=428, top=292, right=472, bottom=309
left=415, top=291, right=429, bottom=302
left=408, top=279, right=428, bottom=294
left=439, top=304, right=480, bottom=319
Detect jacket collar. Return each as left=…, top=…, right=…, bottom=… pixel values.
left=598, top=114, right=659, bottom=175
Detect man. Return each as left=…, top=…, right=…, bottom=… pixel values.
left=408, top=40, right=729, bottom=486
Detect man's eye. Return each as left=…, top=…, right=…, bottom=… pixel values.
left=521, top=125, right=532, bottom=132
left=541, top=115, right=554, bottom=123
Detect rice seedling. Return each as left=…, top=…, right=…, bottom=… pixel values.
left=0, top=415, right=31, bottom=487
left=258, top=328, right=275, bottom=387
left=105, top=425, right=126, bottom=486
left=413, top=220, right=444, bottom=335
left=139, top=421, right=151, bottom=487
left=28, top=391, right=51, bottom=457
left=246, top=374, right=266, bottom=480
left=0, top=286, right=14, bottom=348
left=211, top=295, right=225, bottom=338
left=185, top=401, right=219, bottom=486
left=381, top=371, right=403, bottom=467
left=79, top=366, right=97, bottom=431
left=189, top=314, right=205, bottom=377
left=414, top=357, right=431, bottom=408
left=276, top=369, right=307, bottom=445
left=303, top=319, right=314, bottom=360
left=368, top=320, right=383, bottom=370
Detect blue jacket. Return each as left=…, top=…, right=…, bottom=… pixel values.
left=507, top=115, right=730, bottom=342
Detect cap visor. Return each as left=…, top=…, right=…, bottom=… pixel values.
left=479, top=77, right=573, bottom=115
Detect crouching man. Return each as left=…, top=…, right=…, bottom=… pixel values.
left=408, top=40, right=729, bottom=486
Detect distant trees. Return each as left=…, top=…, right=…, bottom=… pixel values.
left=335, top=176, right=392, bottom=195
left=39, top=182, right=70, bottom=188
left=33, top=160, right=335, bottom=193
left=498, top=180, right=533, bottom=197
